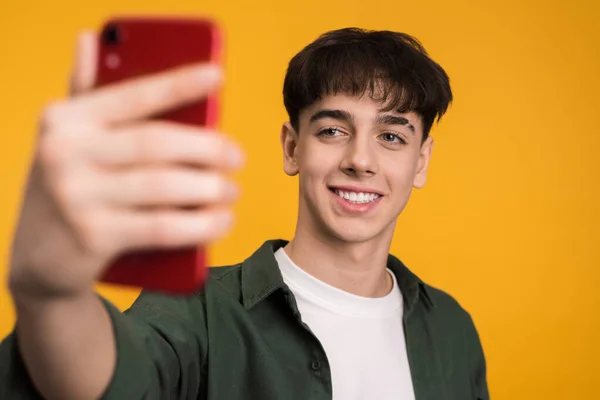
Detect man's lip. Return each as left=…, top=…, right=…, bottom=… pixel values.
left=328, top=185, right=384, bottom=196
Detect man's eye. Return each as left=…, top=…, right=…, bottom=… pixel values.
left=380, top=133, right=406, bottom=144
left=318, top=127, right=343, bottom=136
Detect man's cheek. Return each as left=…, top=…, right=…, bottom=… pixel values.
left=303, top=159, right=329, bottom=174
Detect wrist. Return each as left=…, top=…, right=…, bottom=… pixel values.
left=11, top=281, right=96, bottom=317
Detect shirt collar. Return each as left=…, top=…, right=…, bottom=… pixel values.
left=241, top=239, right=435, bottom=310
left=386, top=253, right=436, bottom=310
left=241, top=239, right=289, bottom=309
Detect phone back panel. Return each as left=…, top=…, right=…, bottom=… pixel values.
left=95, top=17, right=222, bottom=293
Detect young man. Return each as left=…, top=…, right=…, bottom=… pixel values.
left=0, top=28, right=489, bottom=399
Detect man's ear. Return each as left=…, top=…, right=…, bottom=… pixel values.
left=413, top=135, right=434, bottom=189
left=280, top=122, right=299, bottom=176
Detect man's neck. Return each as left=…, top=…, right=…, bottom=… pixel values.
left=283, top=224, right=395, bottom=298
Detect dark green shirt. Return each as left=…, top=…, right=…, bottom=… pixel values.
left=0, top=239, right=490, bottom=399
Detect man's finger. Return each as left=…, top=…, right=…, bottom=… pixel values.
left=69, top=31, right=97, bottom=96
left=107, top=207, right=234, bottom=251
left=70, top=63, right=222, bottom=124
left=101, top=168, right=239, bottom=207
left=87, top=122, right=244, bottom=169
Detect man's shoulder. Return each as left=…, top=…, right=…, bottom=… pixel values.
left=389, top=253, right=474, bottom=325
left=420, top=282, right=477, bottom=329
left=423, top=282, right=464, bottom=311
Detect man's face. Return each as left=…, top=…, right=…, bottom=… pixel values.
left=281, top=94, right=433, bottom=244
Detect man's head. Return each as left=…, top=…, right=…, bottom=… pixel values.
left=280, top=28, right=452, bottom=245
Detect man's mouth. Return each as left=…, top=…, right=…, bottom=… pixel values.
left=330, top=188, right=382, bottom=204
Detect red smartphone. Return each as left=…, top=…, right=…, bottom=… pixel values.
left=95, top=16, right=223, bottom=294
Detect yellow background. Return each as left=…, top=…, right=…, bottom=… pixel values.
left=1, top=0, right=598, bottom=398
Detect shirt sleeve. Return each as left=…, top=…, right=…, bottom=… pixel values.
left=0, top=328, right=44, bottom=399
left=465, top=312, right=490, bottom=400
left=0, top=291, right=209, bottom=400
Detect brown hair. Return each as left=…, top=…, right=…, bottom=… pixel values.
left=283, top=28, right=453, bottom=140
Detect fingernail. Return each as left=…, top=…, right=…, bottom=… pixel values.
left=199, top=65, right=222, bottom=82
left=220, top=211, right=234, bottom=228
left=226, top=182, right=239, bottom=200
left=227, top=147, right=245, bottom=168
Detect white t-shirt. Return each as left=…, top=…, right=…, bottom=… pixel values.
left=274, top=248, right=415, bottom=400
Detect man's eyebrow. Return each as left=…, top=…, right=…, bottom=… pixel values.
left=376, top=114, right=415, bottom=134
left=309, top=109, right=354, bottom=124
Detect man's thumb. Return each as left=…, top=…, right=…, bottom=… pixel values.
left=69, top=31, right=97, bottom=96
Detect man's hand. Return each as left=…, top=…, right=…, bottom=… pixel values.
left=9, top=31, right=243, bottom=300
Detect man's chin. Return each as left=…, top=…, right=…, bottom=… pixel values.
left=326, top=223, right=387, bottom=245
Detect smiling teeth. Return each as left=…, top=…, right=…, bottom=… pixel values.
left=334, top=190, right=380, bottom=204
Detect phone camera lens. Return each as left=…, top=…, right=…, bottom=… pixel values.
left=103, top=24, right=121, bottom=45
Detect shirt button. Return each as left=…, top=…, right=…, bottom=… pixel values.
left=311, top=360, right=321, bottom=370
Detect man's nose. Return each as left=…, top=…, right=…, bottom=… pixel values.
left=340, top=135, right=378, bottom=177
